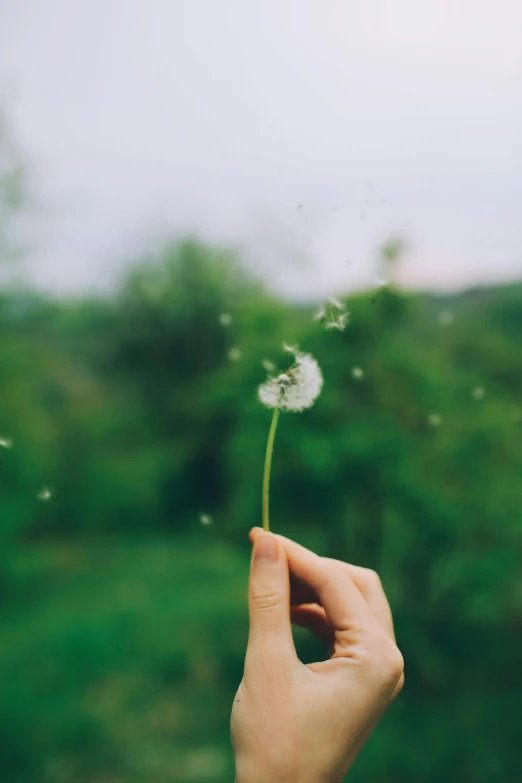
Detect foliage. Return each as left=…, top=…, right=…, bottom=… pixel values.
left=1, top=238, right=522, bottom=781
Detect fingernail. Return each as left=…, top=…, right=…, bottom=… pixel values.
left=253, top=533, right=278, bottom=563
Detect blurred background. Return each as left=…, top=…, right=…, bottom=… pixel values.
left=1, top=1, right=522, bottom=781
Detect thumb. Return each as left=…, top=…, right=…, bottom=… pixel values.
left=246, top=532, right=296, bottom=670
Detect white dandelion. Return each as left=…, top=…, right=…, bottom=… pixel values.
left=472, top=386, right=486, bottom=400
left=258, top=350, right=323, bottom=413
left=0, top=436, right=13, bottom=449
left=428, top=413, right=443, bottom=427
left=258, top=348, right=324, bottom=532
left=228, top=347, right=242, bottom=362
left=200, top=514, right=213, bottom=526
left=352, top=367, right=364, bottom=380
left=37, top=487, right=52, bottom=502
left=438, top=310, right=454, bottom=326
left=219, top=313, right=232, bottom=326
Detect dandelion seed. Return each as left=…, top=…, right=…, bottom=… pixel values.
left=428, top=414, right=442, bottom=427
left=352, top=367, right=364, bottom=380
left=200, top=514, right=212, bottom=526
left=262, top=358, right=276, bottom=373
left=37, top=487, right=52, bottom=502
left=325, top=312, right=349, bottom=331
left=472, top=386, right=486, bottom=400
left=313, top=307, right=326, bottom=323
left=282, top=342, right=300, bottom=354
left=314, top=298, right=349, bottom=332
left=219, top=313, right=232, bottom=326
left=258, top=350, right=323, bottom=413
left=228, top=347, right=242, bottom=362
left=0, top=436, right=13, bottom=449
left=438, top=310, right=454, bottom=326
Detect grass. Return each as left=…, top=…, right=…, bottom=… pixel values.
left=0, top=537, right=250, bottom=783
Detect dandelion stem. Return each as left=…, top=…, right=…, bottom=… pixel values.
left=262, top=407, right=280, bottom=532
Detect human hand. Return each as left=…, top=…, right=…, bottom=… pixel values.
left=231, top=529, right=404, bottom=783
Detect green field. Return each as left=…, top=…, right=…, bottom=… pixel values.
left=2, top=240, right=522, bottom=782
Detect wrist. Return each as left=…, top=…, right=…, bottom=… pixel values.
left=235, top=759, right=337, bottom=783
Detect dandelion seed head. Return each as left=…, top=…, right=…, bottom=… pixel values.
left=472, top=386, right=486, bottom=400
left=258, top=350, right=323, bottom=412
left=438, top=310, right=454, bottom=326
left=0, top=436, right=13, bottom=449
left=218, top=313, right=232, bottom=326
left=428, top=413, right=442, bottom=427
left=37, top=487, right=52, bottom=502
left=200, top=514, right=212, bottom=526
left=352, top=366, right=364, bottom=380
left=228, top=347, right=242, bottom=362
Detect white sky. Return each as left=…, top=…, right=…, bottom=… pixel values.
left=1, top=0, right=521, bottom=299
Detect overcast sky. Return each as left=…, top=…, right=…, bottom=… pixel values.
left=1, top=0, right=521, bottom=299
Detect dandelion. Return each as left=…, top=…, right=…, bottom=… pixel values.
left=200, top=514, right=212, bottom=526
left=352, top=367, right=364, bottom=380
left=228, top=347, right=242, bottom=362
left=438, top=310, right=454, bottom=326
left=314, top=297, right=350, bottom=332
left=37, top=487, right=52, bottom=502
left=258, top=348, right=323, bottom=531
left=472, top=386, right=486, bottom=400
left=219, top=313, right=232, bottom=326
left=428, top=413, right=442, bottom=427
left=0, top=436, right=13, bottom=449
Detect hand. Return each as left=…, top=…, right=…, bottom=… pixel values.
left=231, top=529, right=404, bottom=783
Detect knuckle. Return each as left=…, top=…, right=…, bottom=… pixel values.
left=364, top=634, right=404, bottom=686
left=361, top=567, right=383, bottom=591
left=379, top=642, right=405, bottom=685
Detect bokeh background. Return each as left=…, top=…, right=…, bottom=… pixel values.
left=1, top=2, right=522, bottom=782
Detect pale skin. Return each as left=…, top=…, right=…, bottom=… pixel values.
left=231, top=528, right=404, bottom=783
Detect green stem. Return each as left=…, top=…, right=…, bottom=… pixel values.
left=262, top=407, right=281, bottom=532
